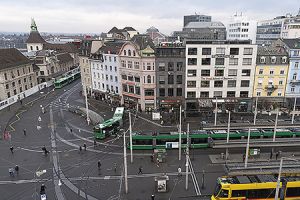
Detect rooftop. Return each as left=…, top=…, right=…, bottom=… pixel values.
left=0, top=48, right=32, bottom=71
left=282, top=38, right=300, bottom=49
left=220, top=175, right=300, bottom=185
left=257, top=46, right=288, bottom=56
left=184, top=21, right=225, bottom=29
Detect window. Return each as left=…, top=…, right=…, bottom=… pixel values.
left=188, top=48, right=197, bottom=55
left=229, top=58, right=238, bottom=65
left=17, top=70, right=20, bottom=76
left=202, top=48, right=211, bottom=55
left=168, top=88, right=174, bottom=96
left=176, top=62, right=183, bottom=71
left=260, top=57, right=266, bottom=63
left=14, top=89, right=17, bottom=95
left=145, top=89, right=154, bottom=96
left=269, top=70, right=274, bottom=75
left=230, top=48, right=239, bottom=55
left=7, top=92, right=10, bottom=98
left=30, top=46, right=33, bottom=51
left=115, top=66, right=117, bottom=72
left=241, top=80, right=250, bottom=87
left=243, top=48, right=253, bottom=55
left=128, top=50, right=131, bottom=56
left=135, top=86, right=140, bottom=95
left=201, top=81, right=210, bottom=87
left=201, top=70, right=210, bottom=76
left=168, top=62, right=174, bottom=71
left=227, top=91, right=235, bottom=97
left=240, top=91, right=249, bottom=97
left=159, top=88, right=165, bottom=97
left=159, top=76, right=165, bottom=84
left=105, top=65, right=108, bottom=70
left=106, top=75, right=109, bottom=81
left=293, top=73, right=297, bottom=80
left=176, top=75, right=183, bottom=84
left=110, top=66, right=112, bottom=71
left=12, top=82, right=15, bottom=87
left=128, top=85, right=134, bottom=93
left=259, top=69, right=263, bottom=75
left=127, top=61, right=133, bottom=68
left=187, top=81, right=196, bottom=88
left=214, top=91, right=222, bottom=98
left=135, top=76, right=140, bottom=82
left=6, top=84, right=9, bottom=89
left=133, top=51, right=136, bottom=56
left=280, top=70, right=285, bottom=75
left=271, top=56, right=276, bottom=64
left=188, top=58, right=197, bottom=65
left=242, top=69, right=251, bottom=76
left=159, top=63, right=165, bottom=71
left=216, top=48, right=225, bottom=55
left=123, top=50, right=126, bottom=55
left=282, top=56, right=287, bottom=63
left=279, top=80, right=283, bottom=85
left=176, top=88, right=182, bottom=96
left=168, top=75, right=174, bottom=84
left=242, top=58, right=252, bottom=65
left=147, top=75, right=151, bottom=83
left=121, top=60, right=126, bottom=68
left=134, top=62, right=140, bottom=69
left=256, top=91, right=261, bottom=96
left=214, top=80, right=223, bottom=87
left=116, top=86, right=119, bottom=93
left=4, top=73, right=7, bottom=80
left=228, top=80, right=236, bottom=87
left=147, top=63, right=151, bottom=70
left=215, top=58, right=224, bottom=65
left=114, top=57, right=117, bottom=62
left=228, top=69, right=237, bottom=76
left=128, top=76, right=134, bottom=81
left=187, top=70, right=197, bottom=77
left=293, top=50, right=299, bottom=56
left=286, top=187, right=300, bottom=197
left=215, top=70, right=224, bottom=76
left=295, top=62, right=299, bottom=69
left=109, top=56, right=112, bottom=62
left=291, top=87, right=295, bottom=92
left=202, top=58, right=211, bottom=65
left=200, top=92, right=209, bottom=98
left=187, top=91, right=196, bottom=98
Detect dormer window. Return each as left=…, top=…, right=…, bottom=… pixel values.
left=260, top=56, right=266, bottom=63
left=128, top=50, right=131, bottom=56
left=271, top=56, right=276, bottom=64
left=133, top=50, right=136, bottom=56
left=124, top=50, right=127, bottom=56
left=282, top=56, right=287, bottom=63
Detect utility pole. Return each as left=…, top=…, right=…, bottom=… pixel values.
left=244, top=128, right=250, bottom=168
left=179, top=105, right=182, bottom=161
left=129, top=112, right=133, bottom=163
left=84, top=85, right=90, bottom=125
left=273, top=108, right=279, bottom=142
left=254, top=97, right=258, bottom=125
left=214, top=97, right=217, bottom=126
left=225, top=111, right=231, bottom=160
left=275, top=157, right=283, bottom=200
left=292, top=96, right=297, bottom=124
left=185, top=123, right=189, bottom=190
left=123, top=132, right=128, bottom=194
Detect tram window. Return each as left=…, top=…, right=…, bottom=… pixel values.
left=232, top=190, right=246, bottom=197
left=247, top=189, right=275, bottom=198
left=286, top=187, right=300, bottom=197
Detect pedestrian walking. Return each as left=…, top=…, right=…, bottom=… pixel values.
left=97, top=160, right=101, bottom=169
left=178, top=166, right=182, bottom=177
left=9, top=168, right=14, bottom=177
left=138, top=166, right=143, bottom=174
left=15, top=165, right=19, bottom=175
left=40, top=184, right=46, bottom=194
left=94, top=140, right=97, bottom=148
left=242, top=154, right=246, bottom=162
left=23, top=129, right=26, bottom=136
left=42, top=146, right=48, bottom=155
left=70, top=128, right=72, bottom=133
left=83, top=143, right=87, bottom=151
left=114, top=162, right=117, bottom=173
left=151, top=194, right=155, bottom=200
left=270, top=150, right=273, bottom=159
left=276, top=151, right=279, bottom=160
left=79, top=146, right=82, bottom=153
left=10, top=146, right=14, bottom=154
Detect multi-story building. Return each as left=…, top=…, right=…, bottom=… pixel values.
left=0, top=48, right=38, bottom=100
left=145, top=27, right=167, bottom=46
left=119, top=35, right=156, bottom=111
left=256, top=12, right=300, bottom=46
left=90, top=41, right=125, bottom=102
left=79, top=39, right=93, bottom=95
left=253, top=46, right=289, bottom=97
left=227, top=14, right=257, bottom=44
left=155, top=43, right=185, bottom=111
left=279, top=39, right=300, bottom=97
left=185, top=40, right=257, bottom=115
left=183, top=14, right=212, bottom=27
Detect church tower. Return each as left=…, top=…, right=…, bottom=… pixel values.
left=26, top=18, right=46, bottom=52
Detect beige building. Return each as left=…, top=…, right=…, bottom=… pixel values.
left=0, top=48, right=38, bottom=101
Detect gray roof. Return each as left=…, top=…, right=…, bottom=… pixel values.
left=97, top=41, right=126, bottom=54
left=257, top=46, right=288, bottom=56
left=131, top=34, right=155, bottom=50
left=184, top=21, right=225, bottom=29
left=26, top=31, right=46, bottom=44
left=282, top=38, right=300, bottom=49
left=0, top=48, right=32, bottom=70
left=56, top=53, right=73, bottom=63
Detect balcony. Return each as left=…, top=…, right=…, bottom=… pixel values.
left=264, top=84, right=278, bottom=90
left=290, top=79, right=300, bottom=85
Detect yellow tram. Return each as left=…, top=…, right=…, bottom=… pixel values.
left=212, top=175, right=300, bottom=200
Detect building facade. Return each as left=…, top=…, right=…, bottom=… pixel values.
left=185, top=40, right=257, bottom=115
left=183, top=14, right=212, bottom=27
left=79, top=39, right=93, bottom=95
left=0, top=48, right=38, bottom=100
left=227, top=14, right=257, bottom=44
left=119, top=35, right=156, bottom=111
left=253, top=46, right=289, bottom=97
left=155, top=43, right=185, bottom=111
left=90, top=41, right=124, bottom=102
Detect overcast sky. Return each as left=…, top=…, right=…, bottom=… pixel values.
left=0, top=0, right=299, bottom=35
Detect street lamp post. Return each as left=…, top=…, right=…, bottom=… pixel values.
left=129, top=112, right=133, bottom=163
left=214, top=97, right=217, bottom=126
left=123, top=132, right=128, bottom=194
left=292, top=97, right=297, bottom=124
left=225, top=111, right=231, bottom=160
left=185, top=123, right=190, bottom=190
left=84, top=85, right=90, bottom=125
left=254, top=97, right=258, bottom=125
left=179, top=105, right=182, bottom=161
left=275, top=157, right=298, bottom=200
left=244, top=128, right=251, bottom=168
left=273, top=108, right=279, bottom=142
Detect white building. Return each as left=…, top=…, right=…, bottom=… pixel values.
left=90, top=41, right=125, bottom=101
left=185, top=40, right=257, bottom=113
left=281, top=22, right=300, bottom=38
left=227, top=14, right=257, bottom=44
